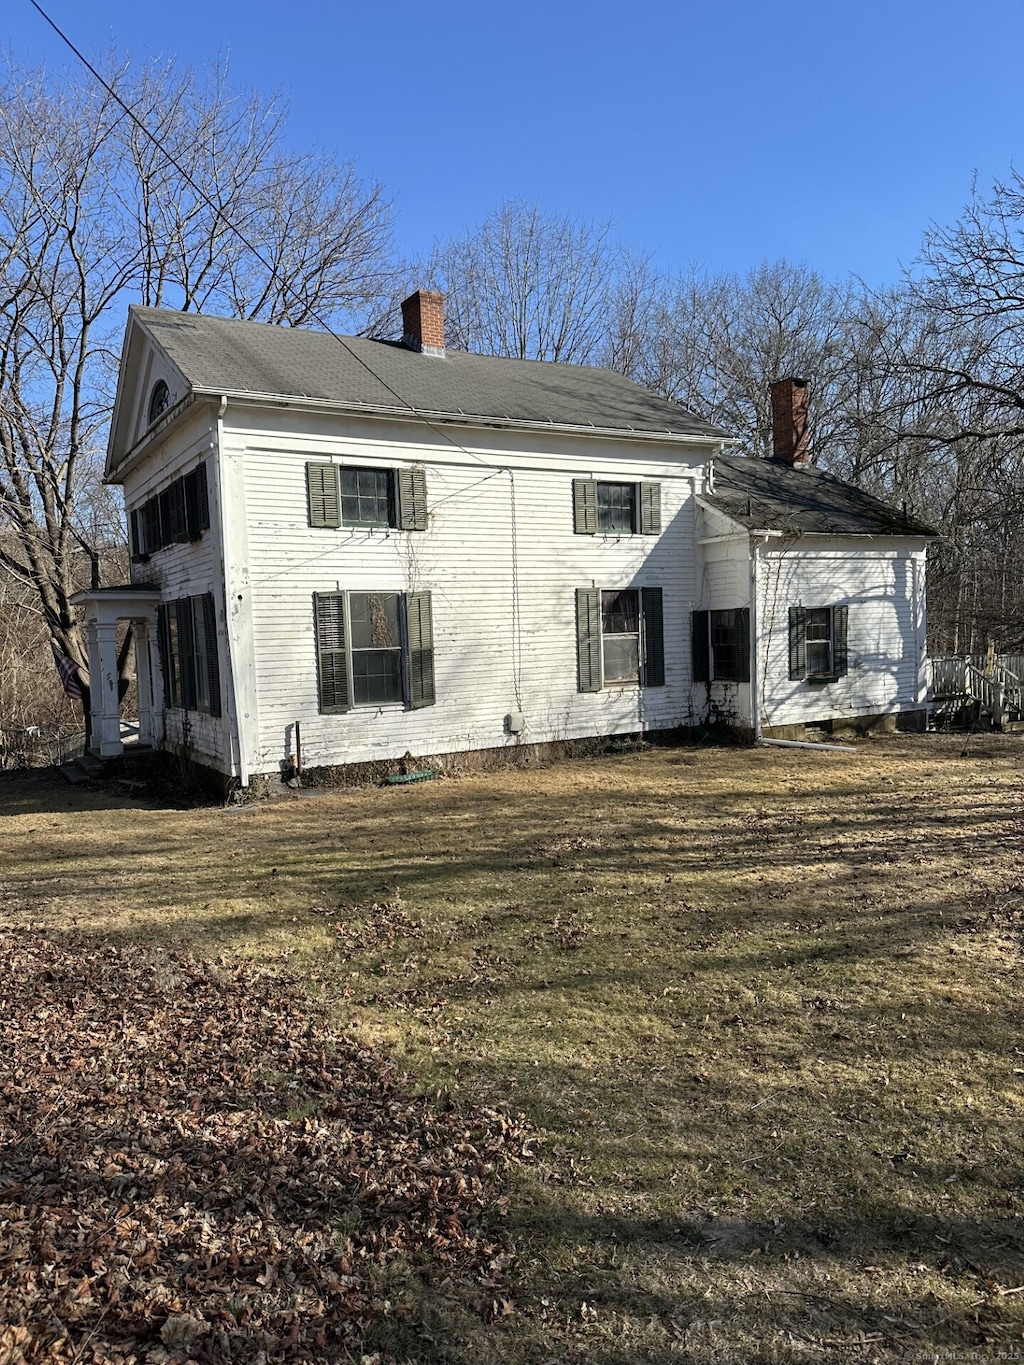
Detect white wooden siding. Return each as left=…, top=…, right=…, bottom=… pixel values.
left=122, top=410, right=231, bottom=770
left=225, top=409, right=713, bottom=775
left=757, top=540, right=928, bottom=728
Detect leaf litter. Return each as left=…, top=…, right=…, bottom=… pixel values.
left=0, top=928, right=534, bottom=1363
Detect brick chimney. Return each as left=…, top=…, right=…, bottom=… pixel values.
left=401, top=290, right=445, bottom=357
left=771, top=377, right=810, bottom=466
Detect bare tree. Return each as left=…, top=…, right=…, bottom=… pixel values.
left=628, top=260, right=857, bottom=461
left=0, top=54, right=398, bottom=743
left=429, top=199, right=619, bottom=363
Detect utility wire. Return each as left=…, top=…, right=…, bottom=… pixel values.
left=26, top=0, right=499, bottom=471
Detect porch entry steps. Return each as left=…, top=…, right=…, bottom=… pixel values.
left=58, top=743, right=161, bottom=787
left=929, top=654, right=1024, bottom=730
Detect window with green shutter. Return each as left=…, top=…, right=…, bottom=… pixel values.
left=692, top=608, right=750, bottom=683
left=306, top=463, right=428, bottom=531
left=131, top=461, right=211, bottom=559
left=313, top=590, right=435, bottom=714
left=572, top=480, right=662, bottom=535
left=576, top=585, right=666, bottom=691
left=158, top=593, right=220, bottom=715
left=789, top=604, right=849, bottom=682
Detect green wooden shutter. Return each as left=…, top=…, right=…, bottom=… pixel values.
left=640, top=483, right=662, bottom=535
left=406, top=591, right=435, bottom=708
left=202, top=593, right=221, bottom=717
left=130, top=510, right=143, bottom=561
left=176, top=597, right=197, bottom=710
left=184, top=462, right=210, bottom=538
left=789, top=606, right=807, bottom=680
left=306, top=463, right=341, bottom=529
left=833, top=604, right=849, bottom=678
left=159, top=481, right=189, bottom=544
left=692, top=610, right=710, bottom=682
left=736, top=607, right=751, bottom=683
left=314, top=592, right=350, bottom=713
left=576, top=588, right=601, bottom=692
left=397, top=467, right=428, bottom=531
left=143, top=497, right=162, bottom=553
left=573, top=479, right=598, bottom=534
left=641, top=587, right=665, bottom=686
left=156, top=603, right=175, bottom=707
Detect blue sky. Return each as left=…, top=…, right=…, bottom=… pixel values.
left=7, top=0, right=1024, bottom=287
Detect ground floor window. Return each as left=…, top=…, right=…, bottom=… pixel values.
left=789, top=604, right=849, bottom=681
left=691, top=608, right=751, bottom=683
left=576, top=586, right=664, bottom=691
left=314, top=590, right=435, bottom=713
left=157, top=593, right=221, bottom=716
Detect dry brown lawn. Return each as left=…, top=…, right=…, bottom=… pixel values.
left=2, top=732, right=1024, bottom=1363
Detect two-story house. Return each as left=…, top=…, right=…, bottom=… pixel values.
left=76, top=293, right=932, bottom=790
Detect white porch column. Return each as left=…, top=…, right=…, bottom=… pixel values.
left=133, top=618, right=159, bottom=748
left=86, top=619, right=123, bottom=757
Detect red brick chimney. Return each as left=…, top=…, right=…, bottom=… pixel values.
left=401, top=290, right=445, bottom=356
left=771, top=377, right=810, bottom=466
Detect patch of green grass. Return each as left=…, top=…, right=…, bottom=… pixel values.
left=4, top=737, right=1024, bottom=1361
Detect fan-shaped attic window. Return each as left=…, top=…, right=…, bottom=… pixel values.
left=147, top=380, right=170, bottom=426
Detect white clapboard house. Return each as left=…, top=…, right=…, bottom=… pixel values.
left=76, top=293, right=933, bottom=788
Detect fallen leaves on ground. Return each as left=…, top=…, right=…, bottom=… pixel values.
left=0, top=929, right=534, bottom=1363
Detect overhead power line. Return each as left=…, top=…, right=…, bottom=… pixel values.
left=25, top=0, right=498, bottom=470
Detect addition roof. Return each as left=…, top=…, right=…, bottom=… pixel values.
left=124, top=306, right=730, bottom=443
left=704, top=454, right=936, bottom=538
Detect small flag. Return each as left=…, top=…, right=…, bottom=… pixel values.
left=50, top=642, right=83, bottom=700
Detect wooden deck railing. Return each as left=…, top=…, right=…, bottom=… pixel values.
left=929, top=654, right=1023, bottom=727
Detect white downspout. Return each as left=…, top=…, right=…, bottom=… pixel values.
left=215, top=395, right=249, bottom=787
left=749, top=535, right=761, bottom=742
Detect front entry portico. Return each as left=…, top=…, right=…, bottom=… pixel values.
left=71, top=586, right=163, bottom=758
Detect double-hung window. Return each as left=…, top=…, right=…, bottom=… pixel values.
left=157, top=593, right=221, bottom=716
left=691, top=609, right=751, bottom=683
left=314, top=590, right=435, bottom=713
left=130, top=462, right=210, bottom=561
left=341, top=469, right=393, bottom=528
left=572, top=479, right=661, bottom=536
left=306, top=463, right=428, bottom=531
left=576, top=587, right=665, bottom=691
left=789, top=604, right=849, bottom=682
left=601, top=590, right=641, bottom=683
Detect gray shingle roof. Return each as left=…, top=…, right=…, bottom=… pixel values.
left=705, top=455, right=935, bottom=537
left=131, top=307, right=728, bottom=441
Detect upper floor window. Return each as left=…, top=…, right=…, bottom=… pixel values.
left=306, top=463, right=428, bottom=532
left=597, top=483, right=636, bottom=534
left=572, top=479, right=661, bottom=536
left=130, top=461, right=210, bottom=561
left=148, top=380, right=170, bottom=426
left=341, top=468, right=394, bottom=528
